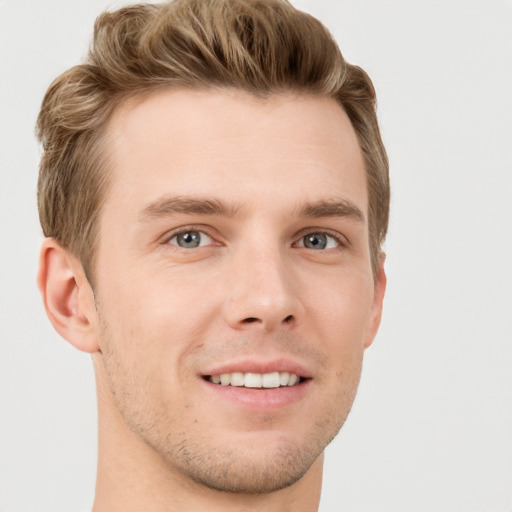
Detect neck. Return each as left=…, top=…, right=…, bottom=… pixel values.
left=91, top=358, right=324, bottom=512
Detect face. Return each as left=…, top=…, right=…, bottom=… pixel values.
left=92, top=89, right=385, bottom=493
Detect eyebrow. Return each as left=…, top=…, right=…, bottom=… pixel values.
left=138, top=195, right=365, bottom=223
left=138, top=195, right=243, bottom=221
left=296, top=198, right=365, bottom=223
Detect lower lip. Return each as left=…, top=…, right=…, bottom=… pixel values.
left=201, top=378, right=311, bottom=411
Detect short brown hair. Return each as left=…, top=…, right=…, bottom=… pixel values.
left=36, top=0, right=389, bottom=281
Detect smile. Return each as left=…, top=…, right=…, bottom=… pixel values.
left=207, top=371, right=301, bottom=388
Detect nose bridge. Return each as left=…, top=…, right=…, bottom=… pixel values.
left=224, top=236, right=301, bottom=331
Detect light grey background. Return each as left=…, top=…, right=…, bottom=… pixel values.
left=1, top=1, right=511, bottom=511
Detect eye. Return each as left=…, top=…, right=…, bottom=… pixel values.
left=167, top=230, right=213, bottom=249
left=296, top=232, right=340, bottom=250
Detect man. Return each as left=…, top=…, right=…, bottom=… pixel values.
left=36, top=0, right=389, bottom=510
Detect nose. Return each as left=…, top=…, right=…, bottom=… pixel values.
left=223, top=246, right=304, bottom=332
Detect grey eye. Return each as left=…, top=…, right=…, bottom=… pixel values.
left=298, top=233, right=338, bottom=250
left=169, top=231, right=212, bottom=248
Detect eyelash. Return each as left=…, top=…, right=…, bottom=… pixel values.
left=163, top=226, right=348, bottom=251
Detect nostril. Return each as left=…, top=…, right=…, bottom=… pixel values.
left=239, top=315, right=294, bottom=326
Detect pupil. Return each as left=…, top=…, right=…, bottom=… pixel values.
left=305, top=233, right=327, bottom=250
left=178, top=231, right=200, bottom=248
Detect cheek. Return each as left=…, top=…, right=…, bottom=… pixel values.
left=307, top=270, right=374, bottom=342
left=303, top=269, right=374, bottom=390
left=95, top=266, right=220, bottom=383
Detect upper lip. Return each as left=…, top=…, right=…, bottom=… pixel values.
left=202, top=358, right=312, bottom=379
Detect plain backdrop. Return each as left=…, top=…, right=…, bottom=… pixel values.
left=1, top=1, right=511, bottom=511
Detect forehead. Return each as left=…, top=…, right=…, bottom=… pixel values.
left=102, top=88, right=367, bottom=218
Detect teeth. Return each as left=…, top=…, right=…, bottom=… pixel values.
left=262, top=372, right=280, bottom=388
left=245, top=373, right=262, bottom=388
left=279, top=372, right=290, bottom=386
left=208, top=371, right=301, bottom=388
left=231, top=372, right=245, bottom=386
left=288, top=373, right=298, bottom=386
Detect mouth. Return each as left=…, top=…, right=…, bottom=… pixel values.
left=204, top=371, right=307, bottom=388
left=200, top=360, right=312, bottom=410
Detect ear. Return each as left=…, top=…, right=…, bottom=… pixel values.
left=37, top=238, right=99, bottom=353
left=364, top=253, right=387, bottom=349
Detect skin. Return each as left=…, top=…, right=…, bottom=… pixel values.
left=38, top=89, right=386, bottom=512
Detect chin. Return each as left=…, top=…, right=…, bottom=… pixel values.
left=167, top=439, right=322, bottom=494
left=147, top=415, right=345, bottom=495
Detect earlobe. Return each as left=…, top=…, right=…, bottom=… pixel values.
left=37, top=238, right=99, bottom=353
left=364, top=253, right=387, bottom=349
